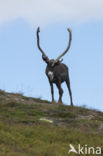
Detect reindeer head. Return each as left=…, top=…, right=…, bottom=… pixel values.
left=36, top=27, right=72, bottom=67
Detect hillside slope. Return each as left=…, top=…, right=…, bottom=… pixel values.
left=0, top=90, right=103, bottom=156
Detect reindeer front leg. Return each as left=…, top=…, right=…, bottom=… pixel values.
left=51, top=83, right=54, bottom=102
left=48, top=79, right=54, bottom=102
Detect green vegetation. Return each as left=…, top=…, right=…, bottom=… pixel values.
left=0, top=90, right=103, bottom=156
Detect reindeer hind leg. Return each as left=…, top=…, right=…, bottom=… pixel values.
left=66, top=75, right=73, bottom=106
left=56, top=82, right=63, bottom=104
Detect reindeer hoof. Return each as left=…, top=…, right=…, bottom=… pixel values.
left=58, top=100, right=63, bottom=104
left=52, top=100, right=56, bottom=103
left=70, top=103, right=74, bottom=108
left=71, top=103, right=74, bottom=106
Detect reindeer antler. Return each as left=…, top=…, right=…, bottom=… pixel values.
left=37, top=27, right=49, bottom=61
left=55, top=28, right=72, bottom=62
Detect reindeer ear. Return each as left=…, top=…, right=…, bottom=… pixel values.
left=42, top=55, right=49, bottom=64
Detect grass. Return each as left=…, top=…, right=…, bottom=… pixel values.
left=0, top=90, right=103, bottom=156
left=0, top=122, right=103, bottom=156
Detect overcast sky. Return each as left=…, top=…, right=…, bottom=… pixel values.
left=0, top=0, right=103, bottom=111
left=0, top=0, right=103, bottom=26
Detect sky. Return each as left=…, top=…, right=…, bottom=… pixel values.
left=0, top=0, right=103, bottom=111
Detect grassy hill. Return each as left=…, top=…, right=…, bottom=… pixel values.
left=0, top=90, right=103, bottom=156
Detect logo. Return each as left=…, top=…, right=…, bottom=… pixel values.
left=68, top=144, right=101, bottom=155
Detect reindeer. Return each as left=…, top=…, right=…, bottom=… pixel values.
left=36, top=27, right=73, bottom=106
